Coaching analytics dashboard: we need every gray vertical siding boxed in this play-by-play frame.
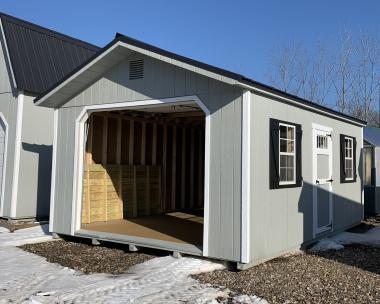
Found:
[52,53,243,261]
[250,91,363,264]
[0,31,18,217]
[16,94,53,218]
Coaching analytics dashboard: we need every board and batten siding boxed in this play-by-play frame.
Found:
[16,94,53,218]
[250,91,363,264]
[0,30,19,217]
[52,53,243,261]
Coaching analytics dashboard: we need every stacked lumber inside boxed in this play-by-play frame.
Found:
[81,164,161,224]
[82,109,205,224]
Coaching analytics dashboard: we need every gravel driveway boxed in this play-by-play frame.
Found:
[195,245,380,304]
[20,238,156,274]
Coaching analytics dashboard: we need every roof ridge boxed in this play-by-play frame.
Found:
[0,12,100,51]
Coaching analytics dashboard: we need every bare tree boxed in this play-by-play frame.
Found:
[348,34,380,123]
[306,43,333,105]
[267,29,380,125]
[268,42,308,95]
[268,42,331,105]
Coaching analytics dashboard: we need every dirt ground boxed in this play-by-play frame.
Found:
[195,245,380,304]
[20,237,157,274]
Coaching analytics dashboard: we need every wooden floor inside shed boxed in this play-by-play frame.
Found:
[81,211,203,246]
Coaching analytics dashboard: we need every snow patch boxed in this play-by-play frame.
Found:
[0,224,51,247]
[309,239,344,252]
[233,294,269,303]
[0,226,9,234]
[0,223,267,303]
[310,227,380,252]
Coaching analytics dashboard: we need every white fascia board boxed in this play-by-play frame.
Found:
[35,42,122,106]
[35,41,240,107]
[239,83,366,127]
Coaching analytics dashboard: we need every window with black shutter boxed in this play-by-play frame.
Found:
[269,118,302,189]
[340,134,357,183]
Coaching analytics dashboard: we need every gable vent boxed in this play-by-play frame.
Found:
[129,59,144,80]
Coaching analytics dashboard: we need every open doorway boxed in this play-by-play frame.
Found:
[79,102,205,250]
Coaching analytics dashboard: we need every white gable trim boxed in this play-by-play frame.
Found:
[34,40,239,107]
[0,18,17,90]
[35,39,365,127]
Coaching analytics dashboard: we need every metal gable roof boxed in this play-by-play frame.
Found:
[0,12,100,95]
[364,127,380,147]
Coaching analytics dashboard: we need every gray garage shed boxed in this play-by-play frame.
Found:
[36,34,366,268]
[0,13,99,220]
[363,127,380,215]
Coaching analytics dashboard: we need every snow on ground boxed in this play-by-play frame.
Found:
[0,224,52,246]
[0,225,267,304]
[310,227,380,252]
[0,226,9,234]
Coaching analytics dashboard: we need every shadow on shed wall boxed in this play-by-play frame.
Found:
[22,142,52,219]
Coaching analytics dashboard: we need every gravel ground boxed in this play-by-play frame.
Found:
[195,245,380,304]
[20,238,157,274]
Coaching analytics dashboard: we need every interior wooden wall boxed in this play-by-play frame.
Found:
[82,109,205,224]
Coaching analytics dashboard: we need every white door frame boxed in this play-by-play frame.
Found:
[70,95,211,256]
[0,112,8,217]
[312,123,333,236]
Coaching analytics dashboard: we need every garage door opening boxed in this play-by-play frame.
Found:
[80,103,205,250]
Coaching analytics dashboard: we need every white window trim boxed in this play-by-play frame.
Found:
[344,136,354,181]
[278,123,296,185]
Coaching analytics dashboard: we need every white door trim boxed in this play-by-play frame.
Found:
[0,112,9,217]
[312,123,333,237]
[70,95,211,256]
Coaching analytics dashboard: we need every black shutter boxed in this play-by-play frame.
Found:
[295,124,303,187]
[353,137,357,182]
[340,134,346,183]
[269,119,279,189]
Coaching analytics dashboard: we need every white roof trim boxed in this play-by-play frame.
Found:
[35,40,240,107]
[0,18,17,91]
[35,39,366,127]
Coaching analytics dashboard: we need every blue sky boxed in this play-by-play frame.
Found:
[2,0,380,84]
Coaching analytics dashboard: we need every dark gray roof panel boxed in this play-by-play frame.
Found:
[364,127,380,147]
[0,12,100,94]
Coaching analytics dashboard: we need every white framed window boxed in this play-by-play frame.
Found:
[279,123,296,185]
[344,137,354,180]
[317,135,328,149]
